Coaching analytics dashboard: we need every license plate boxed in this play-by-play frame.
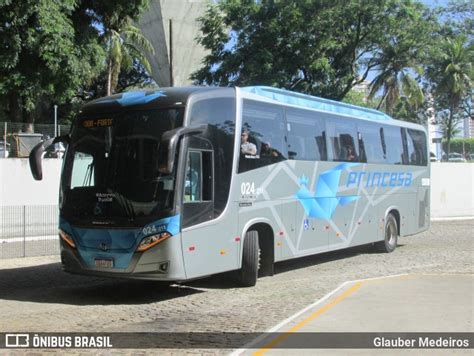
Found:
[94,258,114,268]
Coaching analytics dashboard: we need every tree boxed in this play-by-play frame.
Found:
[434,0,474,39]
[192,0,432,101]
[391,95,431,124]
[367,1,437,116]
[103,19,154,96]
[437,109,463,140]
[63,61,156,124]
[0,0,153,129]
[368,45,425,116]
[342,88,378,109]
[427,36,473,159]
[87,0,153,96]
[0,0,105,130]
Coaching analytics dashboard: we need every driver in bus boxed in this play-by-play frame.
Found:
[241,130,257,156]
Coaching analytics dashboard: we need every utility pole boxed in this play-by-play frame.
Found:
[169,19,174,87]
[54,105,58,137]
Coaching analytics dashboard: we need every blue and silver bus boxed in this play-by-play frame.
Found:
[30,86,429,286]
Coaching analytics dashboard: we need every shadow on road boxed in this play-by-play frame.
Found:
[187,243,407,289]
[275,243,406,274]
[0,263,203,306]
[0,243,407,303]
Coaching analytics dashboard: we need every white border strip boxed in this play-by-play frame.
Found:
[0,235,57,244]
[229,273,408,356]
[431,217,474,221]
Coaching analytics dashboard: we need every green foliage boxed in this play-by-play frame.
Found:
[63,61,156,123]
[426,35,473,156]
[192,0,433,101]
[87,0,149,30]
[442,138,474,154]
[0,0,152,127]
[342,89,378,109]
[430,37,473,111]
[104,20,154,95]
[368,1,434,115]
[0,0,105,126]
[391,96,429,124]
[435,0,474,40]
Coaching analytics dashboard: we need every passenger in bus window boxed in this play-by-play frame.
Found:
[261,141,279,157]
[241,130,257,156]
[346,145,357,161]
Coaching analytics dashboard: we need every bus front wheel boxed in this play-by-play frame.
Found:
[374,213,398,253]
[238,230,259,287]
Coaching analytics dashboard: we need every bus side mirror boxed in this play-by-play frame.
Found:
[158,124,207,174]
[29,135,70,180]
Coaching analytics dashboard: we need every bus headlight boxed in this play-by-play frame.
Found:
[136,232,171,252]
[59,229,76,249]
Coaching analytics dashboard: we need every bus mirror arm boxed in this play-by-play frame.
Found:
[158,124,207,174]
[29,135,70,181]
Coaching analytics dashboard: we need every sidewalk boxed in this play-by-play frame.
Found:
[239,274,473,355]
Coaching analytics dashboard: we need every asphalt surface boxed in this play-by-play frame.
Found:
[0,220,472,355]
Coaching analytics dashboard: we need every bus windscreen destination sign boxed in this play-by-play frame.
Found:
[82,118,113,128]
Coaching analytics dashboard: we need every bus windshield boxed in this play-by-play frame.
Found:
[61,108,184,227]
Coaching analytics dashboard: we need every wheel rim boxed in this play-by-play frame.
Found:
[386,220,397,247]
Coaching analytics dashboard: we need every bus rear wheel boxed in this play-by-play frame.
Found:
[238,230,259,287]
[374,213,398,253]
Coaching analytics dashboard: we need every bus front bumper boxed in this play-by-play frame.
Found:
[59,235,187,281]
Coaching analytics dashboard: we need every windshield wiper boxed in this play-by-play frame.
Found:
[83,162,94,186]
[114,193,136,222]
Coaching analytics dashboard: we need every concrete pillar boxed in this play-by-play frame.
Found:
[138,0,209,87]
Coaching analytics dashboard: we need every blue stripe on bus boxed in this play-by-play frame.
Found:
[93,90,167,106]
[59,214,180,269]
[242,86,392,122]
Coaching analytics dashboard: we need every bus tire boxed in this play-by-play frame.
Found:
[239,230,259,287]
[374,213,398,253]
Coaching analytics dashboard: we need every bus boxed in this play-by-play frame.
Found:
[29,86,430,286]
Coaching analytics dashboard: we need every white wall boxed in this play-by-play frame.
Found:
[0,159,62,205]
[430,163,474,218]
[0,160,472,218]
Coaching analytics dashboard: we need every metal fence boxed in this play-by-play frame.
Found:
[0,205,59,259]
[1,122,70,158]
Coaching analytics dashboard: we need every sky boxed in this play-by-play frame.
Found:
[420,0,450,7]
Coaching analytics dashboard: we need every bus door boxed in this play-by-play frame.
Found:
[180,138,238,279]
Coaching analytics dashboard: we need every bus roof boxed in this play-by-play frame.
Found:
[241,86,393,122]
[81,87,230,115]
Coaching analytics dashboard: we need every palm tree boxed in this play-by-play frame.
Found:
[368,43,424,116]
[105,18,154,96]
[431,36,473,159]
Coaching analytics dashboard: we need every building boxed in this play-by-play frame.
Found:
[352,80,371,103]
[138,0,209,87]
[464,116,474,138]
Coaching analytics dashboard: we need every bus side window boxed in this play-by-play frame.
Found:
[358,123,386,164]
[286,108,327,161]
[407,129,428,166]
[184,151,213,202]
[384,125,404,165]
[239,100,287,173]
[327,117,359,162]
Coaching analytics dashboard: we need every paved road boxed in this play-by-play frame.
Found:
[0,220,472,354]
[240,274,473,355]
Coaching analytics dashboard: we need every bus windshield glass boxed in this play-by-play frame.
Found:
[61,108,184,226]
